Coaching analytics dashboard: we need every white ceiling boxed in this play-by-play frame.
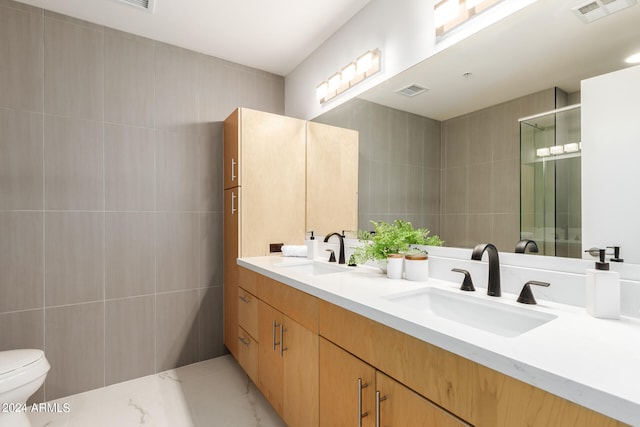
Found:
[12,0,371,76]
[361,0,640,120]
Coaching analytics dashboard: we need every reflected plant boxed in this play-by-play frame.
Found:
[352,220,443,264]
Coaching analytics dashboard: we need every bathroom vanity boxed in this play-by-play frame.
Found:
[231,253,639,427]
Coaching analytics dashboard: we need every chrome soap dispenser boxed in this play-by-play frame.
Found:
[585,248,620,319]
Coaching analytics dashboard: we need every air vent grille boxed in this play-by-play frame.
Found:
[395,84,428,97]
[117,0,155,12]
[572,0,636,23]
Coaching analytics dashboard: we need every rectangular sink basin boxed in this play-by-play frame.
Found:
[385,287,557,337]
[274,261,349,276]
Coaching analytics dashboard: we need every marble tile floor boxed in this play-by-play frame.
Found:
[28,355,286,427]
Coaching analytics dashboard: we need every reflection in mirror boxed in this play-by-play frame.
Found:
[313,88,576,253]
[520,105,582,258]
[312,0,638,258]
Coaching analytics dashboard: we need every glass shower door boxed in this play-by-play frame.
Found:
[520,105,581,258]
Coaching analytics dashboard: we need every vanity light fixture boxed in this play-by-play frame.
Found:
[435,0,502,36]
[328,73,342,92]
[316,49,381,104]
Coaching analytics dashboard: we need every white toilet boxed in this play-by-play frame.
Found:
[0,349,50,427]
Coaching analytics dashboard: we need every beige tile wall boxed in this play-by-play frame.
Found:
[0,0,284,401]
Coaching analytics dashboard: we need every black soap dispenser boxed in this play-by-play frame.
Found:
[584,248,620,319]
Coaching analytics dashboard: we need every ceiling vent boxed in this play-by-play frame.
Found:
[117,0,156,13]
[395,84,429,98]
[572,0,637,23]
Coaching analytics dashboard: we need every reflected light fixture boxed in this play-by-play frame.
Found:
[564,142,580,153]
[536,148,551,157]
[536,143,582,158]
[316,49,380,104]
[549,145,565,155]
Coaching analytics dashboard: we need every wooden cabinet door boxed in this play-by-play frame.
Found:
[258,301,284,418]
[376,371,469,427]
[283,315,319,427]
[223,188,240,358]
[306,121,358,236]
[240,108,306,256]
[320,338,375,427]
[223,108,239,190]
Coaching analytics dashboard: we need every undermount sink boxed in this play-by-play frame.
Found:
[384,287,557,337]
[275,261,349,276]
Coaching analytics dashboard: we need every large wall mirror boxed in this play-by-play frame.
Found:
[312,0,640,259]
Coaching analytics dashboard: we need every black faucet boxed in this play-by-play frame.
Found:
[471,243,501,297]
[515,239,538,254]
[324,232,345,264]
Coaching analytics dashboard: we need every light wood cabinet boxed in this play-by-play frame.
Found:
[306,121,359,236]
[223,188,240,358]
[259,299,319,427]
[320,337,376,427]
[376,371,469,427]
[223,108,306,359]
[223,108,306,257]
[258,301,285,416]
[319,300,628,427]
[319,337,467,427]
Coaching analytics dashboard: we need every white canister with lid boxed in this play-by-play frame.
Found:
[404,253,428,281]
[386,254,403,279]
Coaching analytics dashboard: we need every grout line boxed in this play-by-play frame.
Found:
[102,25,107,390]
[153,39,158,375]
[41,6,47,402]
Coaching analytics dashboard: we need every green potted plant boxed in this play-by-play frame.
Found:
[352,220,443,273]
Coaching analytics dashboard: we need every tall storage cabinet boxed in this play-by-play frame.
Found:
[223,108,358,427]
[223,108,306,358]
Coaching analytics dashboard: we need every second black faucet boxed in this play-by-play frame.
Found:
[471,243,501,297]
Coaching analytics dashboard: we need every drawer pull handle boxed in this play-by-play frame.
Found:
[375,391,387,427]
[358,378,369,426]
[238,295,250,304]
[279,323,287,357]
[231,191,237,214]
[238,336,250,347]
[231,158,237,182]
[272,321,278,351]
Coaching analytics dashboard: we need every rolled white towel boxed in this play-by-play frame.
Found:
[281,245,308,257]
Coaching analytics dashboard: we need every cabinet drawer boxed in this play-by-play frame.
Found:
[237,326,258,384]
[239,267,259,295]
[258,274,318,333]
[238,287,259,339]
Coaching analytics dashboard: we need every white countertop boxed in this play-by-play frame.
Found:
[238,255,640,426]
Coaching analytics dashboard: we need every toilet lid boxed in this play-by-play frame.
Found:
[0,349,44,375]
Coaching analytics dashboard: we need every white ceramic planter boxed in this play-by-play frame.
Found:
[386,254,403,279]
[404,254,428,281]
